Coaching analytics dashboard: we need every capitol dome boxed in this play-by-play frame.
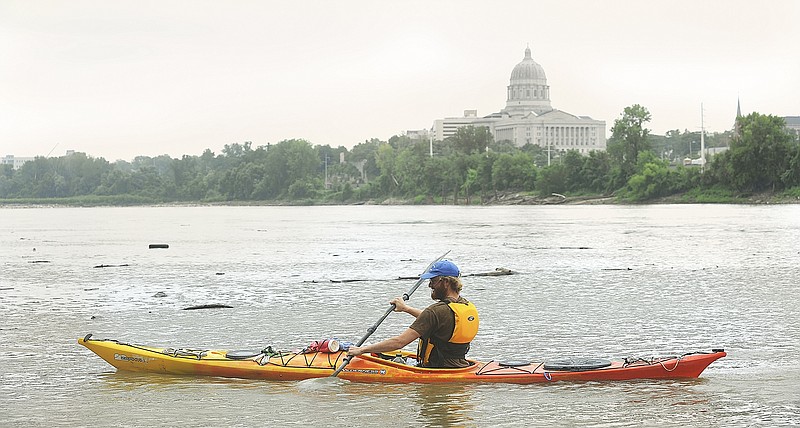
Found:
[510,47,547,82]
[505,46,552,116]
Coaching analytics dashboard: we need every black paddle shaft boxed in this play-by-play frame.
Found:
[330,250,450,377]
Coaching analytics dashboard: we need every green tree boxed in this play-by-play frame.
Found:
[535,164,568,196]
[462,168,478,204]
[341,182,354,202]
[349,139,382,181]
[561,150,586,192]
[393,143,428,196]
[582,151,612,193]
[491,152,536,191]
[714,113,794,192]
[783,145,800,188]
[607,104,652,189]
[624,154,673,201]
[446,126,493,155]
[421,156,451,202]
[260,139,320,199]
[56,152,111,195]
[0,164,14,197]
[128,166,165,198]
[474,154,496,200]
[489,139,518,154]
[96,169,131,195]
[374,143,399,196]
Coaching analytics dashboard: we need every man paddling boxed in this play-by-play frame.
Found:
[347,260,479,368]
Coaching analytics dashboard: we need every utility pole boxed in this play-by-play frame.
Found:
[542,123,552,166]
[700,103,706,173]
[324,154,329,189]
[429,127,434,158]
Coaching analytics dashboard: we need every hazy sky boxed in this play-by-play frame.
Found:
[2,1,798,161]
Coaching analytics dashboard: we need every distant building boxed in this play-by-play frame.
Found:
[2,150,77,170]
[432,46,606,154]
[2,155,35,170]
[706,147,729,156]
[405,129,432,141]
[684,146,728,167]
[784,116,800,138]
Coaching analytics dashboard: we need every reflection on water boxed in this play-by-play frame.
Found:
[98,371,274,392]
[414,383,475,427]
[327,381,475,427]
[1,205,799,426]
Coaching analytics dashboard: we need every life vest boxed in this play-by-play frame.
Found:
[417,300,479,367]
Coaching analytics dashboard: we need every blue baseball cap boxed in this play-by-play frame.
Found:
[420,260,460,279]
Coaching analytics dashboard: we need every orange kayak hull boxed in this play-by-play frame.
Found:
[78,335,725,383]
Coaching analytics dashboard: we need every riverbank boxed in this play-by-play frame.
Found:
[377,190,800,206]
[478,187,800,205]
[2,189,799,208]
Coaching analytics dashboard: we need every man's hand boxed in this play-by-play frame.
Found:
[347,345,365,357]
[390,297,410,313]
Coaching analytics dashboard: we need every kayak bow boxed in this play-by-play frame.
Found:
[78,335,725,383]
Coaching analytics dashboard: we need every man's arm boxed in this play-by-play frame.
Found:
[391,297,423,318]
[346,328,421,356]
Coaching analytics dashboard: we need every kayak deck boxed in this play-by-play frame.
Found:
[78,334,726,383]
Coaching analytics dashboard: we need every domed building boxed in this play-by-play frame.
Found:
[432,46,606,155]
[505,46,552,116]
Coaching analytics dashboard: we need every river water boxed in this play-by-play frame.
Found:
[1,204,798,427]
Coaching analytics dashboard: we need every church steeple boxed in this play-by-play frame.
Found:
[734,97,743,139]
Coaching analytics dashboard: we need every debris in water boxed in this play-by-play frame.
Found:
[183,304,233,310]
[466,267,515,277]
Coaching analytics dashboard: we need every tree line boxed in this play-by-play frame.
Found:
[1,106,798,205]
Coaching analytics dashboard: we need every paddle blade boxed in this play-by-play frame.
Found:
[297,376,348,391]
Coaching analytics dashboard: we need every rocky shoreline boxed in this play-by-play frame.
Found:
[376,191,800,206]
[2,191,799,208]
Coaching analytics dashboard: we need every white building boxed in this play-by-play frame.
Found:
[433,46,606,154]
[2,155,35,170]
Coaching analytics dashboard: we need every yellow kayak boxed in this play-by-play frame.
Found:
[79,334,726,383]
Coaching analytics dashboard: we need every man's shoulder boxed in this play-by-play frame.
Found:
[431,297,470,306]
[426,301,453,311]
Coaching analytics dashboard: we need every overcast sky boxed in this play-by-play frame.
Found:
[2,1,798,162]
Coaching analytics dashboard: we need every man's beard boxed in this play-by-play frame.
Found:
[431,284,448,301]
